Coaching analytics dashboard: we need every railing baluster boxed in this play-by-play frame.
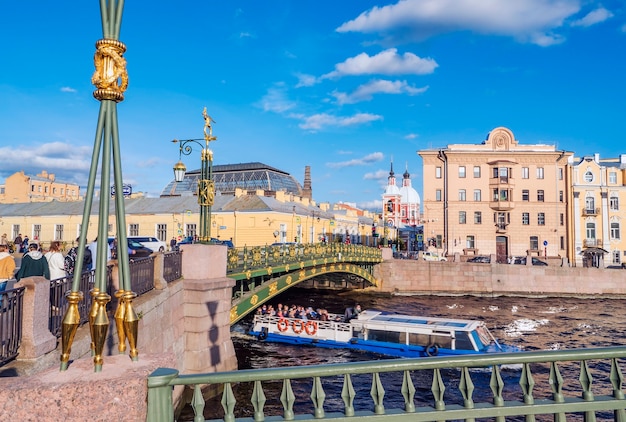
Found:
[490,364,505,422]
[221,382,236,422]
[401,370,416,413]
[610,358,626,422]
[280,378,295,421]
[580,359,596,422]
[459,367,475,422]
[520,362,535,421]
[549,361,566,422]
[310,376,326,419]
[191,384,205,422]
[341,373,356,416]
[370,372,385,414]
[431,367,446,412]
[251,380,266,422]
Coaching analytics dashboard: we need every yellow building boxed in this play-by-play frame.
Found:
[571,154,626,268]
[0,170,80,203]
[419,127,573,264]
[0,188,375,250]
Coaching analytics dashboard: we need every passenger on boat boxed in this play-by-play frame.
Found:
[343,304,361,322]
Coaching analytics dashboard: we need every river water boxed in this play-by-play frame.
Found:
[195,289,626,420]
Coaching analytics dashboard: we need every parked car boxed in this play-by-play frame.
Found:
[467,255,491,263]
[512,256,548,266]
[423,251,447,261]
[126,239,154,258]
[127,236,167,253]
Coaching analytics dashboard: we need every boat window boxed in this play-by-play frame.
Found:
[368,330,401,344]
[408,333,451,349]
[454,331,475,351]
[473,326,493,350]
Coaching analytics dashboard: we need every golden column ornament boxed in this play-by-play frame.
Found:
[60,0,138,372]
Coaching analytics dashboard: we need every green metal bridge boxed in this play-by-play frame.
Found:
[227,243,383,324]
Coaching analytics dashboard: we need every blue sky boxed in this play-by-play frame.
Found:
[1,1,625,209]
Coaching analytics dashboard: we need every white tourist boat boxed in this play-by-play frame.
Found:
[249,309,519,358]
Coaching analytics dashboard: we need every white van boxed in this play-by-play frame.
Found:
[127,236,167,253]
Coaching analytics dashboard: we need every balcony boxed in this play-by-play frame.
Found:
[584,238,603,248]
[495,223,508,233]
[582,207,600,216]
[489,200,515,211]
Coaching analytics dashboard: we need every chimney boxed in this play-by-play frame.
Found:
[302,166,312,200]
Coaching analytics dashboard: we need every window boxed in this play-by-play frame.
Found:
[459,211,466,224]
[474,211,482,224]
[473,166,481,178]
[530,236,539,251]
[31,185,35,192]
[584,171,594,183]
[458,189,466,201]
[44,186,48,193]
[586,222,596,239]
[538,213,545,226]
[496,212,507,229]
[610,172,617,184]
[559,191,563,202]
[522,167,529,179]
[157,224,167,241]
[536,167,544,179]
[436,189,442,201]
[522,190,529,201]
[585,196,595,212]
[537,190,544,202]
[611,222,620,240]
[610,195,619,211]
[52,187,57,194]
[499,189,509,201]
[38,186,42,192]
[12,225,20,240]
[522,212,530,225]
[560,213,564,226]
[559,168,564,180]
[435,167,442,179]
[613,250,621,265]
[473,189,481,201]
[186,223,197,238]
[492,189,499,201]
[55,224,64,241]
[61,188,64,195]
[560,236,565,250]
[33,224,41,240]
[466,235,475,249]
[459,166,466,178]
[129,224,139,236]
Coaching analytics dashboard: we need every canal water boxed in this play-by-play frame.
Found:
[192,289,626,420]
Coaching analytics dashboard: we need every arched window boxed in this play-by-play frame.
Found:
[585,196,595,212]
[584,171,594,183]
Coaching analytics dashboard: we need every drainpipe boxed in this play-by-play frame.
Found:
[437,149,449,256]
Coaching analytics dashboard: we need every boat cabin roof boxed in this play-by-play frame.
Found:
[356,310,484,332]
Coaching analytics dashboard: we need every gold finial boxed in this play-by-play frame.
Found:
[202,107,217,142]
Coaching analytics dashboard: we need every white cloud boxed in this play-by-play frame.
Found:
[404,133,418,139]
[327,152,384,169]
[299,112,383,131]
[337,0,581,46]
[356,199,382,211]
[60,87,77,93]
[571,7,613,27]
[323,48,437,79]
[332,79,428,104]
[257,85,296,113]
[295,73,318,87]
[363,169,389,180]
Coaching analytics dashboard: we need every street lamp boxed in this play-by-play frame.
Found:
[172,107,217,243]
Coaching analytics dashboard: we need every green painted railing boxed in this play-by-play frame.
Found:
[147,347,626,421]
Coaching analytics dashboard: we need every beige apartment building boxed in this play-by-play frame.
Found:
[419,127,573,264]
[571,154,626,268]
[0,170,80,203]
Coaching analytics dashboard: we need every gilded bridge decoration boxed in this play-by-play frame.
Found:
[228,243,383,324]
[92,39,128,102]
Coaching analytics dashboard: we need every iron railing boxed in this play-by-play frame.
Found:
[163,250,183,283]
[129,256,155,296]
[148,347,626,422]
[0,286,25,366]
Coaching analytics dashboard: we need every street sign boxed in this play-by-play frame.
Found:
[110,184,132,197]
[543,240,548,246]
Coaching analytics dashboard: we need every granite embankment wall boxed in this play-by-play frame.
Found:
[374,260,626,297]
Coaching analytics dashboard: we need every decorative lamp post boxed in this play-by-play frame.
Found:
[172,108,217,243]
[60,0,137,372]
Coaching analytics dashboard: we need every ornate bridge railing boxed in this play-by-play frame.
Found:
[148,346,626,421]
[227,244,383,324]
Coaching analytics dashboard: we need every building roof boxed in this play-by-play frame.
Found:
[160,162,303,197]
